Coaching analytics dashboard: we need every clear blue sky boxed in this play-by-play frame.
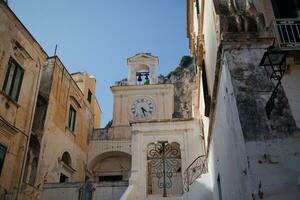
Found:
[9,0,189,127]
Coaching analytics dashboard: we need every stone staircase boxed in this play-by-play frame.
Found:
[182,173,212,200]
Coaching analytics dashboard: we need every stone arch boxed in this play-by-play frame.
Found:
[135,64,150,72]
[89,151,131,182]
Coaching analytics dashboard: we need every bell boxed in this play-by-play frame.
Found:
[137,74,142,82]
[145,74,149,80]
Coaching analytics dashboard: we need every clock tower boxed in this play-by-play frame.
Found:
[107,53,204,199]
[110,53,174,139]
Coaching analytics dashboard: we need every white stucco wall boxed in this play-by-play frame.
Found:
[122,119,205,199]
[246,138,300,200]
[203,0,218,95]
[282,65,300,128]
[207,56,250,200]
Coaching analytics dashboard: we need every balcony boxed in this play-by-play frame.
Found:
[275,19,300,48]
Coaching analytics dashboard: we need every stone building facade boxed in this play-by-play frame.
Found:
[22,57,101,200]
[0,2,102,200]
[185,0,300,199]
[0,1,48,199]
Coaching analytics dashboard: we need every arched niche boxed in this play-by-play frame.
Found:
[61,151,72,166]
[23,135,40,186]
[89,151,131,182]
[59,151,75,183]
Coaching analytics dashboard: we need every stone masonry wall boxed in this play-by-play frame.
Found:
[224,46,297,140]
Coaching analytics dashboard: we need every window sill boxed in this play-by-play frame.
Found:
[65,126,76,137]
[0,90,20,108]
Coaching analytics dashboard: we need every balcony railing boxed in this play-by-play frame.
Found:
[183,155,207,192]
[275,19,300,48]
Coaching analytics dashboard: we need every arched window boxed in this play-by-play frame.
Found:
[61,151,72,166]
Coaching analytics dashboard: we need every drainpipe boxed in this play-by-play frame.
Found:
[16,58,43,200]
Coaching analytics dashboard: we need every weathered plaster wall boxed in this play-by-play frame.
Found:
[0,2,47,194]
[72,72,101,128]
[225,46,296,140]
[35,58,95,188]
[42,181,128,200]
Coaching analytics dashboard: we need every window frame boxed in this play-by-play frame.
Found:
[87,89,92,103]
[2,57,24,102]
[0,144,7,175]
[68,105,77,132]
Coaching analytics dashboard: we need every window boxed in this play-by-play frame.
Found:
[59,173,69,183]
[99,175,123,182]
[2,57,24,101]
[271,0,298,19]
[61,151,71,166]
[87,89,92,103]
[202,61,211,117]
[68,105,76,132]
[0,144,7,175]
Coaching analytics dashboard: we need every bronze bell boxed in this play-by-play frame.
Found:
[137,74,142,82]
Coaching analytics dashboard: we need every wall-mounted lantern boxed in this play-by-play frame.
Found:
[260,49,289,119]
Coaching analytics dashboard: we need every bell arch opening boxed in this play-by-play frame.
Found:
[136,64,150,85]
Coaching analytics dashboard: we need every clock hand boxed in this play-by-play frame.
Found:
[141,107,148,117]
[141,107,148,112]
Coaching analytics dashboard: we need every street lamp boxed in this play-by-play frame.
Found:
[260,49,288,119]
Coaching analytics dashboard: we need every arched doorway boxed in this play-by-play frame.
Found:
[147,141,182,197]
[89,151,131,182]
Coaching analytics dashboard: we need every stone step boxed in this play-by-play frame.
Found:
[145,196,183,200]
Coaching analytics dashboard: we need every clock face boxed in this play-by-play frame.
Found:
[130,97,155,120]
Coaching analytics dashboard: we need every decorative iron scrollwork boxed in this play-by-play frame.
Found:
[147,142,181,197]
[183,155,207,192]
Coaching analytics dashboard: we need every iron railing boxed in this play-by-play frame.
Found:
[183,155,207,192]
[275,19,300,48]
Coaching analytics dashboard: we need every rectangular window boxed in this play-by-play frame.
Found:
[68,105,76,132]
[202,61,211,117]
[2,57,24,102]
[271,0,298,19]
[0,144,7,175]
[87,89,92,103]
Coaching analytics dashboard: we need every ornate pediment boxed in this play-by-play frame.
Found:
[213,0,265,33]
[127,53,159,65]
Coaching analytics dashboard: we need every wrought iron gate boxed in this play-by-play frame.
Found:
[147,141,181,197]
